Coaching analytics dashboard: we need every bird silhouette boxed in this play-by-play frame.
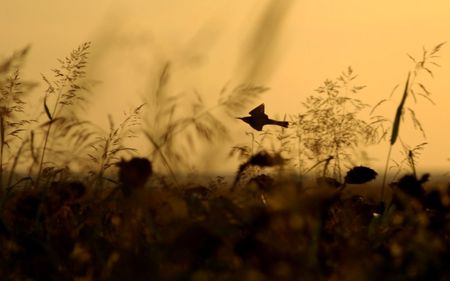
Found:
[237,104,288,131]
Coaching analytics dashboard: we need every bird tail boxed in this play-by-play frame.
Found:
[268,119,289,128]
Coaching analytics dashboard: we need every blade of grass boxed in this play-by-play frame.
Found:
[44,95,53,121]
[381,72,411,202]
[144,131,179,187]
[390,72,411,146]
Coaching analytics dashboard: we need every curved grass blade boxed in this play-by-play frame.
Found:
[44,95,53,121]
[390,72,411,145]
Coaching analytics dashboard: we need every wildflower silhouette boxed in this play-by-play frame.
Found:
[395,173,429,200]
[237,103,288,131]
[232,151,285,189]
[117,157,152,197]
[344,166,378,184]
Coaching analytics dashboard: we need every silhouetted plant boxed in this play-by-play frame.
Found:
[1,39,450,281]
[344,166,377,185]
[391,173,430,211]
[88,104,144,188]
[379,42,445,201]
[0,46,36,190]
[248,174,275,193]
[117,157,152,197]
[389,142,427,182]
[232,150,285,189]
[36,42,93,187]
[144,62,268,175]
[294,67,383,181]
[316,176,342,188]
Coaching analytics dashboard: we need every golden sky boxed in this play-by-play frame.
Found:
[1,0,450,174]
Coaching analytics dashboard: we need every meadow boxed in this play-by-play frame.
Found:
[0,42,449,281]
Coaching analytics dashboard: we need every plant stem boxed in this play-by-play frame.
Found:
[95,137,110,190]
[6,139,25,189]
[381,145,393,202]
[36,122,52,188]
[0,117,4,191]
[144,132,179,187]
[36,88,63,188]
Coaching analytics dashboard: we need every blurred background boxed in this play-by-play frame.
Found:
[1,0,450,175]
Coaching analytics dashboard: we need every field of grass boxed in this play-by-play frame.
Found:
[0,42,449,281]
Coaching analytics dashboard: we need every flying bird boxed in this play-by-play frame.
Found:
[237,103,289,131]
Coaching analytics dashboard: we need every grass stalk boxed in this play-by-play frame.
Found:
[144,131,179,187]
[6,139,26,190]
[36,87,63,188]
[380,72,411,202]
[380,144,393,202]
[0,117,4,190]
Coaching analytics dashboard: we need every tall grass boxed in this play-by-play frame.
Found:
[36,42,92,187]
[381,72,411,201]
[143,62,269,178]
[277,67,385,180]
[88,104,144,189]
[0,40,449,281]
[0,46,36,191]
[379,42,446,202]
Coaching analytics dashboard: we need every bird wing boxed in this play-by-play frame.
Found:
[249,103,265,116]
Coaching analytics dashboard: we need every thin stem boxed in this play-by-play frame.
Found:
[36,124,52,188]
[95,137,110,190]
[408,150,417,178]
[36,87,63,188]
[6,138,26,189]
[381,145,393,202]
[161,103,222,147]
[0,117,4,190]
[144,131,179,187]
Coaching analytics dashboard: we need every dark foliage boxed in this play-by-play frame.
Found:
[0,41,448,281]
[316,176,342,188]
[344,166,378,184]
[0,166,450,280]
[117,157,152,197]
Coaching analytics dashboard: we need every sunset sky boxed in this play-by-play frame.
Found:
[1,0,450,174]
